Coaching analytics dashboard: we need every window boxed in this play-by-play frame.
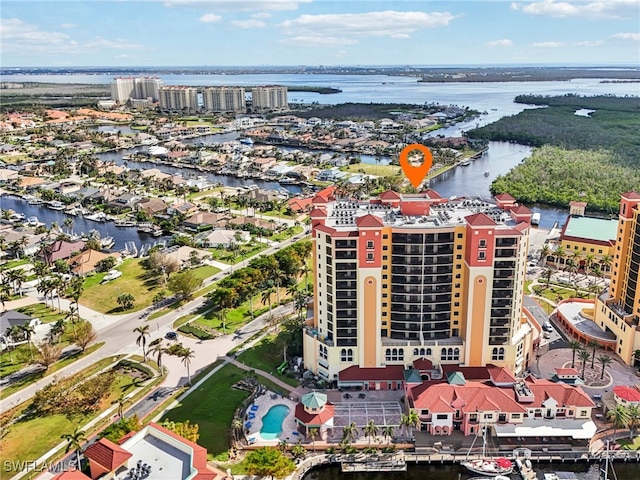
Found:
[366,252,374,262]
[319,345,328,360]
[478,251,486,260]
[436,414,448,420]
[440,347,460,361]
[491,347,505,361]
[366,240,374,249]
[385,348,404,362]
[340,348,353,362]
[479,239,487,248]
[457,233,463,239]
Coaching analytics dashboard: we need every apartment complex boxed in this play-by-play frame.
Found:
[110,77,163,103]
[251,85,288,112]
[303,190,536,383]
[594,191,640,364]
[202,86,246,113]
[158,86,198,113]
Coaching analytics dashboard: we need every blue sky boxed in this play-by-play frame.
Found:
[1,0,639,67]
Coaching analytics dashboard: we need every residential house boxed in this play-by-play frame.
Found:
[18,176,49,190]
[136,197,168,217]
[195,229,250,248]
[0,168,19,183]
[182,211,230,232]
[0,230,47,258]
[43,240,86,265]
[163,246,209,267]
[0,310,40,345]
[287,197,313,213]
[167,202,198,217]
[107,193,140,213]
[227,216,278,231]
[68,249,121,276]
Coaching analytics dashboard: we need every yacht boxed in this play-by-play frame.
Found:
[459,159,471,167]
[115,219,137,227]
[26,216,39,227]
[24,195,44,205]
[85,212,108,222]
[48,201,65,210]
[100,236,115,249]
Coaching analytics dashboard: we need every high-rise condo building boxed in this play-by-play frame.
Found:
[202,87,246,113]
[251,86,288,112]
[158,86,198,113]
[110,77,163,103]
[303,190,536,384]
[594,192,640,364]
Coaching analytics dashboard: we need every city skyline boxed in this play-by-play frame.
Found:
[1,0,639,67]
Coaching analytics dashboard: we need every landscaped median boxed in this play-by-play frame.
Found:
[1,356,163,478]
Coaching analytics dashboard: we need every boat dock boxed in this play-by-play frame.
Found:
[340,453,407,472]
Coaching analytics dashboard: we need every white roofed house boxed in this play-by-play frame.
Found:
[195,229,250,248]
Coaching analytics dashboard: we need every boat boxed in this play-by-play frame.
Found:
[484,171,490,177]
[100,236,115,249]
[85,212,108,222]
[239,137,254,145]
[26,216,39,227]
[151,228,163,237]
[47,201,65,210]
[531,212,541,225]
[461,426,513,476]
[459,159,471,167]
[24,195,43,205]
[469,476,510,480]
[543,473,578,480]
[114,219,136,227]
[9,212,25,222]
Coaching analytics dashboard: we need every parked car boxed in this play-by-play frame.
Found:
[165,331,178,340]
[542,323,553,332]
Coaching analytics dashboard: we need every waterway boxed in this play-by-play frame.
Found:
[0,195,169,251]
[302,460,638,480]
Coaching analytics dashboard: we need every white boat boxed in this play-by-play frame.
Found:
[115,219,136,227]
[460,159,471,166]
[48,201,65,210]
[85,212,108,222]
[461,426,513,476]
[9,212,25,222]
[100,236,115,249]
[531,212,541,225]
[469,476,511,480]
[26,216,39,227]
[24,195,44,205]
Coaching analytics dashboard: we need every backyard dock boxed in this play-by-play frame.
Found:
[340,453,407,472]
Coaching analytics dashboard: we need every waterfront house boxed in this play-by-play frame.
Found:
[0,168,18,183]
[136,197,168,217]
[107,193,140,213]
[227,216,278,231]
[68,249,121,276]
[167,202,198,216]
[182,211,230,232]
[18,176,48,190]
[42,240,86,265]
[195,229,250,248]
[0,229,47,258]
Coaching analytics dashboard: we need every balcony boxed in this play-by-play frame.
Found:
[493,281,514,289]
[336,251,357,260]
[495,248,517,258]
[336,291,357,299]
[336,281,357,289]
[336,272,357,280]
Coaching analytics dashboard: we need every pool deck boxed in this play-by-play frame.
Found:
[244,391,299,446]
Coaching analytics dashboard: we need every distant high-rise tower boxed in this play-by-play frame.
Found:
[202,87,246,113]
[251,86,288,112]
[158,86,198,113]
[594,191,640,364]
[110,77,163,103]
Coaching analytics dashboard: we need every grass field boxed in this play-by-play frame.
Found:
[342,163,401,177]
[207,242,268,264]
[236,335,299,387]
[1,356,135,476]
[161,364,251,455]
[16,303,66,324]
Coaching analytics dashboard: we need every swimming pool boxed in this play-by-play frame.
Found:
[259,404,290,440]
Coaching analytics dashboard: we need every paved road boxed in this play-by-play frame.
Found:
[1,233,309,414]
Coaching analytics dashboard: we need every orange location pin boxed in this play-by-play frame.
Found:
[399,144,433,188]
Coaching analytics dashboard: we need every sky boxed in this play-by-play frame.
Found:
[1,0,639,67]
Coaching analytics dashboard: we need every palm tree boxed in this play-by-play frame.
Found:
[20,324,35,359]
[68,277,84,323]
[117,292,135,310]
[149,339,166,374]
[61,427,86,471]
[600,254,613,274]
[231,417,243,444]
[584,253,595,277]
[578,349,591,379]
[63,217,74,235]
[308,427,319,452]
[597,354,613,380]
[404,409,420,437]
[342,422,359,444]
[568,340,582,369]
[542,268,553,287]
[216,308,229,335]
[588,340,600,369]
[112,394,131,420]
[382,425,394,447]
[179,347,195,384]
[539,244,550,266]
[364,419,379,446]
[261,287,275,315]
[553,245,566,270]
[628,405,640,439]
[607,404,630,438]
[133,325,150,361]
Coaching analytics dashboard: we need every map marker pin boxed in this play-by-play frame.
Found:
[399,144,433,188]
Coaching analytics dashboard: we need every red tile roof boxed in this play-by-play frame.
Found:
[295,402,336,426]
[569,201,588,207]
[83,438,132,471]
[466,213,496,226]
[413,357,434,371]
[621,191,640,199]
[51,472,92,480]
[339,365,405,382]
[510,205,532,215]
[379,190,402,200]
[525,377,594,408]
[287,197,313,212]
[355,214,384,228]
[495,193,516,201]
[488,366,517,385]
[309,207,327,218]
[412,382,527,413]
[613,385,640,402]
[555,368,579,376]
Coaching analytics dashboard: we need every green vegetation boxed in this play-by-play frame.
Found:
[161,364,251,454]
[469,95,640,165]
[207,242,268,264]
[16,303,66,324]
[291,102,477,122]
[236,334,299,387]
[490,146,640,213]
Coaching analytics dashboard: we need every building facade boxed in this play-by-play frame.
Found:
[251,86,288,112]
[110,77,163,103]
[158,86,198,113]
[202,86,246,113]
[303,191,536,382]
[594,191,640,365]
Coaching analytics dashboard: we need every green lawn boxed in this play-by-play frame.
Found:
[161,364,251,455]
[619,436,640,450]
[80,258,163,313]
[1,357,138,476]
[236,335,299,388]
[16,303,66,324]
[3,258,30,269]
[342,163,401,177]
[270,225,303,243]
[207,242,268,265]
[189,265,220,281]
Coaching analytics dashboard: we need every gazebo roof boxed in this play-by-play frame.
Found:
[301,391,327,409]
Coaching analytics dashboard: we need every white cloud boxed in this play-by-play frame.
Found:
[164,0,310,11]
[612,32,640,41]
[0,18,144,56]
[230,19,266,28]
[279,11,456,43]
[60,23,77,29]
[251,12,271,19]
[279,36,358,47]
[199,13,222,22]
[511,0,639,20]
[573,40,604,47]
[531,41,565,47]
[485,39,513,47]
